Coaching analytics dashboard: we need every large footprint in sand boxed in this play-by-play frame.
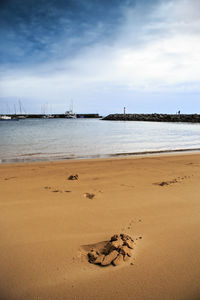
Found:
[86,234,134,267]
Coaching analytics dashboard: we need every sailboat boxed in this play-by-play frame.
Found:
[65,110,77,119]
[65,100,77,119]
[0,101,19,121]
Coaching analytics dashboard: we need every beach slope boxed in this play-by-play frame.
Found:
[0,154,200,300]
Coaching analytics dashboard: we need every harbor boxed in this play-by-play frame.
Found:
[0,113,101,120]
[2,113,200,122]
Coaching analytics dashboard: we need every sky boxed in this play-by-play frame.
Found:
[0,0,200,115]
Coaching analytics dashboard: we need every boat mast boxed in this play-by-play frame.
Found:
[18,100,22,114]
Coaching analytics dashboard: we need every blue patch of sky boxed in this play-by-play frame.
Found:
[0,0,127,65]
[0,0,161,67]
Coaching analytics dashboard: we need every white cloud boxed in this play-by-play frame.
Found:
[1,0,200,111]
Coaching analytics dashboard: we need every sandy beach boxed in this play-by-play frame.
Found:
[0,153,200,300]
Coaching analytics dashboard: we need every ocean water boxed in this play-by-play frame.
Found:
[0,118,200,163]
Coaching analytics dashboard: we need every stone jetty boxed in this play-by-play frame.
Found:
[102,113,200,123]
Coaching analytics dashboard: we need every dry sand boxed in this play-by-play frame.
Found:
[0,153,200,300]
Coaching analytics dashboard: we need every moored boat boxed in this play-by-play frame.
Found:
[65,110,77,119]
[0,115,19,121]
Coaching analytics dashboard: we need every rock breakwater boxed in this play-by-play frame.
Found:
[103,114,200,123]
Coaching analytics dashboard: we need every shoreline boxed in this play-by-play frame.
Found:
[1,146,200,165]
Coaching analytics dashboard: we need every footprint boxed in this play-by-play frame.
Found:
[84,193,95,199]
[44,186,51,190]
[52,190,62,193]
[68,174,79,180]
[153,177,181,186]
[4,177,16,180]
[154,181,169,186]
[121,184,134,188]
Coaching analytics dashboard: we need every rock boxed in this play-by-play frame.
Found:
[110,234,120,241]
[112,254,124,266]
[94,254,105,264]
[120,245,132,257]
[88,249,99,263]
[120,233,133,242]
[123,254,129,261]
[120,234,134,249]
[87,233,134,267]
[68,174,79,180]
[110,238,124,249]
[101,250,119,266]
[103,242,116,255]
[124,239,134,249]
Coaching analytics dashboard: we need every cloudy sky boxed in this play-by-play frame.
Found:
[0,0,200,115]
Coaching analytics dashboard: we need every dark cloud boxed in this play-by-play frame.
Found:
[0,0,139,66]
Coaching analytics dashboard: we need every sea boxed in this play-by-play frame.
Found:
[1,118,200,163]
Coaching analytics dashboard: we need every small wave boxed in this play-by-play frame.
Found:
[111,147,200,157]
[1,147,200,164]
[19,153,43,157]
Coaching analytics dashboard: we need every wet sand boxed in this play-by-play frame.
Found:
[0,153,200,300]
